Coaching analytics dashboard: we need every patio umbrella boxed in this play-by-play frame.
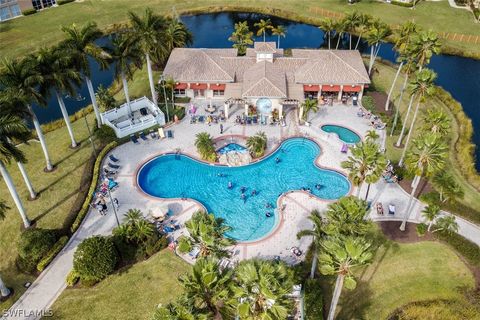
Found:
[152,204,169,219]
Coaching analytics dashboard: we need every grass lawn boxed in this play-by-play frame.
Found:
[0,0,479,59]
[0,113,99,310]
[113,65,161,102]
[371,61,480,214]
[335,241,476,319]
[50,250,190,320]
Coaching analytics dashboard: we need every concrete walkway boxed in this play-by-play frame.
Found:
[3,103,480,320]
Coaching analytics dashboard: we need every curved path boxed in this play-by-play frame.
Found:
[3,104,480,320]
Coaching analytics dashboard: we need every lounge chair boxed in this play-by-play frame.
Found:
[109,154,120,163]
[189,247,200,259]
[198,116,205,123]
[149,130,158,139]
[388,204,395,215]
[108,162,120,169]
[103,167,117,176]
[253,116,258,124]
[341,144,348,153]
[167,130,173,138]
[140,132,148,141]
[130,134,139,144]
[158,128,166,139]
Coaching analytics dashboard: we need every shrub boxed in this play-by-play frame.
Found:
[361,95,376,112]
[391,0,414,7]
[66,270,80,287]
[94,124,117,144]
[57,0,76,4]
[18,229,57,273]
[304,279,323,319]
[389,299,480,320]
[37,236,69,272]
[73,236,118,282]
[434,231,480,266]
[174,96,191,103]
[416,223,427,236]
[22,9,37,16]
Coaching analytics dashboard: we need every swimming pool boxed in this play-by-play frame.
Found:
[137,138,350,242]
[217,143,248,154]
[321,125,361,144]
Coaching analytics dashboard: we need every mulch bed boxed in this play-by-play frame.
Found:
[378,221,433,243]
[398,177,434,198]
[365,91,394,117]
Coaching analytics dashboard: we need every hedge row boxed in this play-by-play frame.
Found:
[22,8,36,16]
[57,0,76,5]
[434,231,480,267]
[434,87,480,191]
[70,141,118,233]
[36,236,69,272]
[36,105,94,137]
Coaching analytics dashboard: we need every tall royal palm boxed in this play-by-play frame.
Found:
[335,20,347,49]
[420,108,451,136]
[342,11,361,50]
[354,13,372,50]
[108,33,143,115]
[162,17,193,59]
[319,18,336,49]
[34,47,82,148]
[272,25,286,48]
[393,56,418,139]
[400,133,448,231]
[61,22,109,128]
[366,21,392,75]
[128,8,167,107]
[411,30,442,71]
[297,209,327,279]
[0,58,53,171]
[0,114,32,228]
[399,69,437,167]
[254,19,272,42]
[319,236,372,320]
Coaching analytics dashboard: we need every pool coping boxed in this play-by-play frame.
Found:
[132,135,353,245]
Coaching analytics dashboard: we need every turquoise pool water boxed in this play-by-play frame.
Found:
[137,138,350,241]
[217,143,248,154]
[321,125,361,144]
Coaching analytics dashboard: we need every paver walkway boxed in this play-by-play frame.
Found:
[3,103,480,320]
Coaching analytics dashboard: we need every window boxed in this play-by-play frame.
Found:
[0,4,20,21]
[32,0,56,10]
[10,3,20,16]
[213,90,224,97]
[0,7,11,21]
[173,88,186,96]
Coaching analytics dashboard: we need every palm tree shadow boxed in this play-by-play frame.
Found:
[52,137,92,167]
[37,158,90,194]
[336,279,374,320]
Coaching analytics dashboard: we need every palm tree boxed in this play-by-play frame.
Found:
[366,22,392,75]
[301,98,318,122]
[254,19,272,42]
[411,30,442,71]
[335,19,347,49]
[354,14,372,50]
[433,215,458,234]
[228,21,254,56]
[34,47,82,148]
[61,22,109,128]
[422,204,440,232]
[318,18,336,49]
[153,302,198,320]
[0,273,11,298]
[232,259,294,320]
[342,11,361,50]
[341,140,387,198]
[399,69,437,167]
[180,258,233,319]
[107,32,143,115]
[0,58,53,171]
[246,131,267,158]
[297,209,327,279]
[324,196,371,237]
[165,76,176,117]
[194,132,216,161]
[432,172,464,203]
[0,199,8,221]
[319,236,372,320]
[0,114,32,228]
[271,25,286,48]
[420,108,451,136]
[400,133,448,231]
[161,17,193,60]
[128,8,167,107]
[95,84,116,111]
[365,129,379,141]
[178,211,235,258]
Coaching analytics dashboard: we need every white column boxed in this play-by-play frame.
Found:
[298,106,304,123]
[338,85,343,101]
[244,103,249,116]
[278,104,283,119]
[359,85,365,100]
[224,103,230,119]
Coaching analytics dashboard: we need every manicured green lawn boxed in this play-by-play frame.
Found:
[113,65,161,102]
[50,250,190,320]
[0,0,479,59]
[0,113,99,310]
[371,61,480,213]
[335,241,476,319]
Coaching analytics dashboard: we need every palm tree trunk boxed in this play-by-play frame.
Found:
[121,71,132,116]
[0,162,30,228]
[85,76,102,128]
[16,162,36,200]
[390,75,409,137]
[349,34,352,50]
[396,94,415,147]
[400,174,420,231]
[364,184,371,201]
[336,33,342,49]
[0,274,11,298]
[28,105,53,171]
[368,46,375,74]
[310,250,318,279]
[427,221,433,232]
[327,275,344,320]
[355,182,363,198]
[328,33,331,49]
[146,53,158,107]
[277,35,280,48]
[385,62,403,111]
[55,91,77,148]
[399,99,421,167]
[354,32,363,50]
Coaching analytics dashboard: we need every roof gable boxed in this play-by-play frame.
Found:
[242,61,287,98]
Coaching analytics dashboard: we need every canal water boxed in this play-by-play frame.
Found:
[31,12,480,170]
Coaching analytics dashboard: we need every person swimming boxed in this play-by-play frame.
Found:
[241,193,246,203]
[265,203,272,208]
[266,212,272,217]
[315,184,322,190]
[275,157,280,164]
[240,186,246,193]
[251,189,257,196]
[227,182,233,189]
[217,173,225,177]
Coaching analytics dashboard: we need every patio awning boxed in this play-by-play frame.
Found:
[321,85,341,92]
[175,83,188,90]
[190,83,208,90]
[303,84,320,92]
[342,85,362,92]
[209,83,226,90]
